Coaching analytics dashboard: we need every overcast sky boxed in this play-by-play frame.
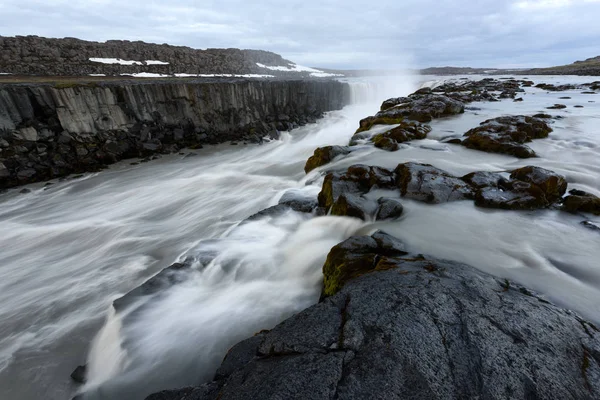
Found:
[1,0,600,69]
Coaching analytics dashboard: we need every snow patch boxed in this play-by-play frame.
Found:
[120,72,171,78]
[174,73,275,78]
[145,60,169,65]
[310,72,345,78]
[89,74,106,77]
[0,73,11,75]
[90,58,143,65]
[256,62,323,73]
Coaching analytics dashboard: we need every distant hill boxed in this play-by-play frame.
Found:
[0,36,339,78]
[522,56,600,76]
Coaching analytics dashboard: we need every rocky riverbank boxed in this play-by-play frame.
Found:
[136,76,600,400]
[0,78,350,188]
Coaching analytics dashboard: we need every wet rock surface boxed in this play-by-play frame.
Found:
[358,94,464,131]
[369,121,431,151]
[395,162,474,203]
[563,189,600,215]
[304,145,353,173]
[148,232,600,400]
[318,162,569,217]
[460,115,552,158]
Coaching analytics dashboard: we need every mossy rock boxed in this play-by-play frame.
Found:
[562,190,600,215]
[304,146,351,173]
[322,232,407,297]
[330,193,368,220]
[356,116,405,133]
[510,166,567,202]
[372,134,399,151]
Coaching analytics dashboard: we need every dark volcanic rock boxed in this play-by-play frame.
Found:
[70,365,87,384]
[0,80,351,188]
[535,83,578,91]
[461,115,552,158]
[395,162,474,203]
[547,104,567,110]
[150,233,600,400]
[563,189,600,215]
[318,165,395,209]
[375,197,404,220]
[472,166,567,210]
[370,121,432,152]
[357,94,464,133]
[510,166,567,203]
[304,145,352,173]
[330,193,371,220]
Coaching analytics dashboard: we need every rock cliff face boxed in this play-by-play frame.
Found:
[0,79,350,188]
[0,36,294,76]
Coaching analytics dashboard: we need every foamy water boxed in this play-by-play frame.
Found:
[0,75,599,399]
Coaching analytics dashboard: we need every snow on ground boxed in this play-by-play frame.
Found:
[310,72,345,77]
[145,60,170,65]
[89,74,106,77]
[256,62,323,73]
[90,58,143,65]
[174,73,275,78]
[121,72,171,78]
[0,73,11,75]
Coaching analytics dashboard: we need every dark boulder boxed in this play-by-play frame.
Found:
[563,189,600,215]
[395,162,474,203]
[358,94,464,133]
[472,166,567,210]
[547,104,567,110]
[330,193,371,220]
[474,184,549,210]
[509,166,567,203]
[462,115,552,158]
[370,121,431,152]
[461,171,504,189]
[277,190,319,213]
[375,197,404,220]
[70,365,87,384]
[304,146,352,173]
[318,165,395,210]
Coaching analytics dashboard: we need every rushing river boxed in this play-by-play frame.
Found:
[0,75,599,400]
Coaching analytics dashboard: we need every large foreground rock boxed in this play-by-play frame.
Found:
[147,232,600,400]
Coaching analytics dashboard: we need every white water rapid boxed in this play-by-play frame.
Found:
[1,75,599,400]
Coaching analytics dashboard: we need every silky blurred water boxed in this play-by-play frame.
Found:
[0,75,599,400]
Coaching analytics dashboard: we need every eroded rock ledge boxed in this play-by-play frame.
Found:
[148,232,600,400]
[0,79,350,188]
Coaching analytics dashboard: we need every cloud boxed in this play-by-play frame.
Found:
[1,0,599,68]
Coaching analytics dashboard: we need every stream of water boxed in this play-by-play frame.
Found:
[0,75,598,400]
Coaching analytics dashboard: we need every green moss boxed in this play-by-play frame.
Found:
[322,252,378,297]
[305,147,329,173]
[372,134,399,151]
[317,173,334,209]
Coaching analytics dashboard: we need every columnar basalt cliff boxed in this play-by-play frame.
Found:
[0,79,351,188]
[0,36,294,76]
